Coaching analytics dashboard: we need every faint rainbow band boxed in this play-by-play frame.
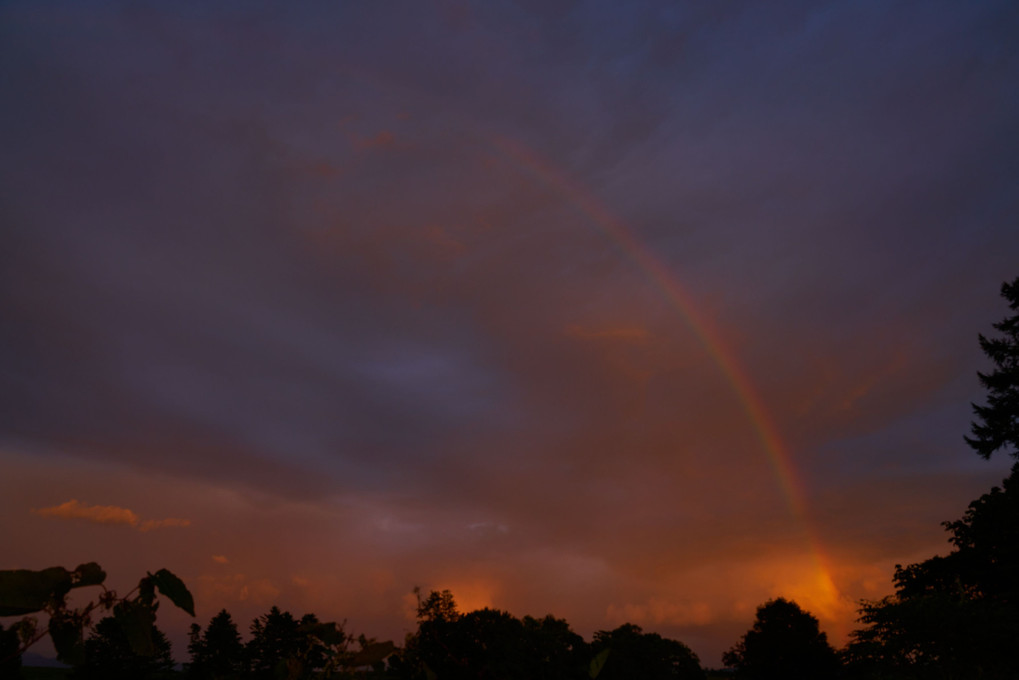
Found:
[491,135,842,617]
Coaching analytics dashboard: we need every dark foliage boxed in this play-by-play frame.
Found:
[246,607,305,680]
[966,276,1019,460]
[0,563,191,668]
[240,607,352,679]
[187,609,245,680]
[846,467,1019,678]
[72,615,174,680]
[723,598,839,680]
[521,614,590,680]
[395,589,702,680]
[592,623,705,680]
[847,276,1019,679]
[1,623,22,679]
[397,593,532,680]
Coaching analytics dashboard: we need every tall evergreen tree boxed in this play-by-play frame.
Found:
[187,609,245,680]
[247,607,304,680]
[966,276,1019,460]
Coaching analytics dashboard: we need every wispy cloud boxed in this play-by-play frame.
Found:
[34,499,189,532]
[354,130,396,150]
[34,499,138,526]
[139,517,191,532]
[565,324,650,342]
[197,572,280,605]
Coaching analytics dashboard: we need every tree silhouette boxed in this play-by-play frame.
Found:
[395,590,703,680]
[395,589,461,679]
[188,609,245,680]
[966,276,1019,460]
[415,588,459,623]
[592,623,704,680]
[521,614,589,680]
[848,466,1019,677]
[73,615,174,680]
[722,598,839,680]
[399,597,523,680]
[847,275,1019,678]
[0,623,21,679]
[244,607,351,680]
[246,607,305,680]
[447,608,529,679]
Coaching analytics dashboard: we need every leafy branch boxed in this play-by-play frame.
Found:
[0,562,194,665]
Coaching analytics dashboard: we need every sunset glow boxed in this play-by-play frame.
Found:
[2,0,1018,668]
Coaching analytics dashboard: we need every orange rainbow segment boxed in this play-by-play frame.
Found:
[490,135,844,626]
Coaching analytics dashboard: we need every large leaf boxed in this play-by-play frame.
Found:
[71,563,106,589]
[114,599,156,657]
[0,567,71,616]
[589,648,611,679]
[148,569,194,616]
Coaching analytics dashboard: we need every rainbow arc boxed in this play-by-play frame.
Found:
[491,135,843,623]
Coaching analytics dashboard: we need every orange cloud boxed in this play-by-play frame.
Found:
[33,499,189,532]
[212,555,229,564]
[33,499,138,526]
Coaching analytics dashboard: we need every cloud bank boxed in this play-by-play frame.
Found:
[34,500,190,532]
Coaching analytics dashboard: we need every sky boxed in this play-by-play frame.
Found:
[2,0,1019,667]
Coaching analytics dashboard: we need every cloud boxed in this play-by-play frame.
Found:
[33,499,189,532]
[306,161,342,178]
[354,130,396,150]
[198,572,281,605]
[139,517,191,532]
[606,599,715,628]
[33,499,138,526]
[565,325,650,342]
[212,555,229,564]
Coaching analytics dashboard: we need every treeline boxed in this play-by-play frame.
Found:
[179,591,706,680]
[187,606,393,680]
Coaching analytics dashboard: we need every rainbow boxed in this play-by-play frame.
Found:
[490,135,843,622]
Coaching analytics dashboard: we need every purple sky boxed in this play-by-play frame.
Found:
[2,0,1018,666]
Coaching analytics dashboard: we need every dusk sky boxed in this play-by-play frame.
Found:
[2,0,1019,666]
